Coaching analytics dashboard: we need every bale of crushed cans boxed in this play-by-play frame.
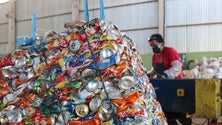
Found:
[0,18,167,125]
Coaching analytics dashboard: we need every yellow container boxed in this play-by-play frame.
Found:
[195,79,222,118]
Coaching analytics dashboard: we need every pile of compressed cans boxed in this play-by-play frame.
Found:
[0,18,167,125]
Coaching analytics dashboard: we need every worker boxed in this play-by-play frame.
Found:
[147,33,183,79]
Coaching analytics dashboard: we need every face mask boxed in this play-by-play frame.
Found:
[152,44,161,54]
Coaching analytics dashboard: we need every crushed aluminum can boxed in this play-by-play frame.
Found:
[6,109,22,123]
[77,86,92,99]
[1,66,17,79]
[119,76,136,89]
[133,115,151,125]
[32,56,40,72]
[98,108,112,122]
[43,30,58,43]
[85,79,102,92]
[78,32,87,42]
[33,85,40,94]
[31,96,43,107]
[105,81,121,99]
[56,37,68,48]
[133,99,146,111]
[5,105,16,111]
[115,53,121,65]
[38,114,56,125]
[99,20,110,33]
[85,26,96,37]
[0,115,8,124]
[61,100,70,107]
[114,43,124,55]
[109,25,121,40]
[75,103,89,118]
[27,71,34,80]
[0,87,10,97]
[81,68,96,78]
[61,101,76,113]
[100,81,120,99]
[100,89,108,99]
[47,114,56,125]
[100,47,115,60]
[1,57,13,67]
[89,96,101,112]
[101,99,113,114]
[47,49,61,60]
[61,100,75,113]
[19,72,34,82]
[3,93,17,104]
[69,39,81,52]
[57,111,71,124]
[14,56,26,69]
[18,72,27,82]
[35,79,51,89]
[102,118,114,125]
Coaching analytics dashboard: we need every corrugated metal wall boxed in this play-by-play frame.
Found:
[0,3,9,55]
[16,0,72,37]
[0,0,222,55]
[166,0,222,53]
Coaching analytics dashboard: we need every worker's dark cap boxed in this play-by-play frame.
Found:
[148,34,164,43]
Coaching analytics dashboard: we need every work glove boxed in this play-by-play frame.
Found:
[157,73,168,79]
[161,73,168,79]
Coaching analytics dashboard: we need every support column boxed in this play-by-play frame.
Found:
[7,0,16,52]
[72,0,80,21]
[158,0,165,38]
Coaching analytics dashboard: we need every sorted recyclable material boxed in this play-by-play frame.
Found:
[183,56,222,79]
[0,18,167,125]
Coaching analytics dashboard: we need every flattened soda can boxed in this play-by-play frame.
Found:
[75,103,89,118]
[89,96,101,112]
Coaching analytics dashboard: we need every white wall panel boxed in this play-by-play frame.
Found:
[0,3,9,55]
[167,0,222,26]
[0,3,8,24]
[16,20,32,37]
[37,15,72,33]
[166,0,222,52]
[166,27,187,53]
[167,24,222,53]
[15,0,73,39]
[16,0,72,21]
[0,2,8,55]
[80,2,158,31]
[0,44,8,55]
[0,24,8,43]
[79,0,156,10]
[186,25,222,52]
[166,0,187,26]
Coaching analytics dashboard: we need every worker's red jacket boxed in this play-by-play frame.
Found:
[152,46,183,79]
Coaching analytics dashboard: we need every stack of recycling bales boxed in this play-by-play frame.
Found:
[0,18,167,125]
